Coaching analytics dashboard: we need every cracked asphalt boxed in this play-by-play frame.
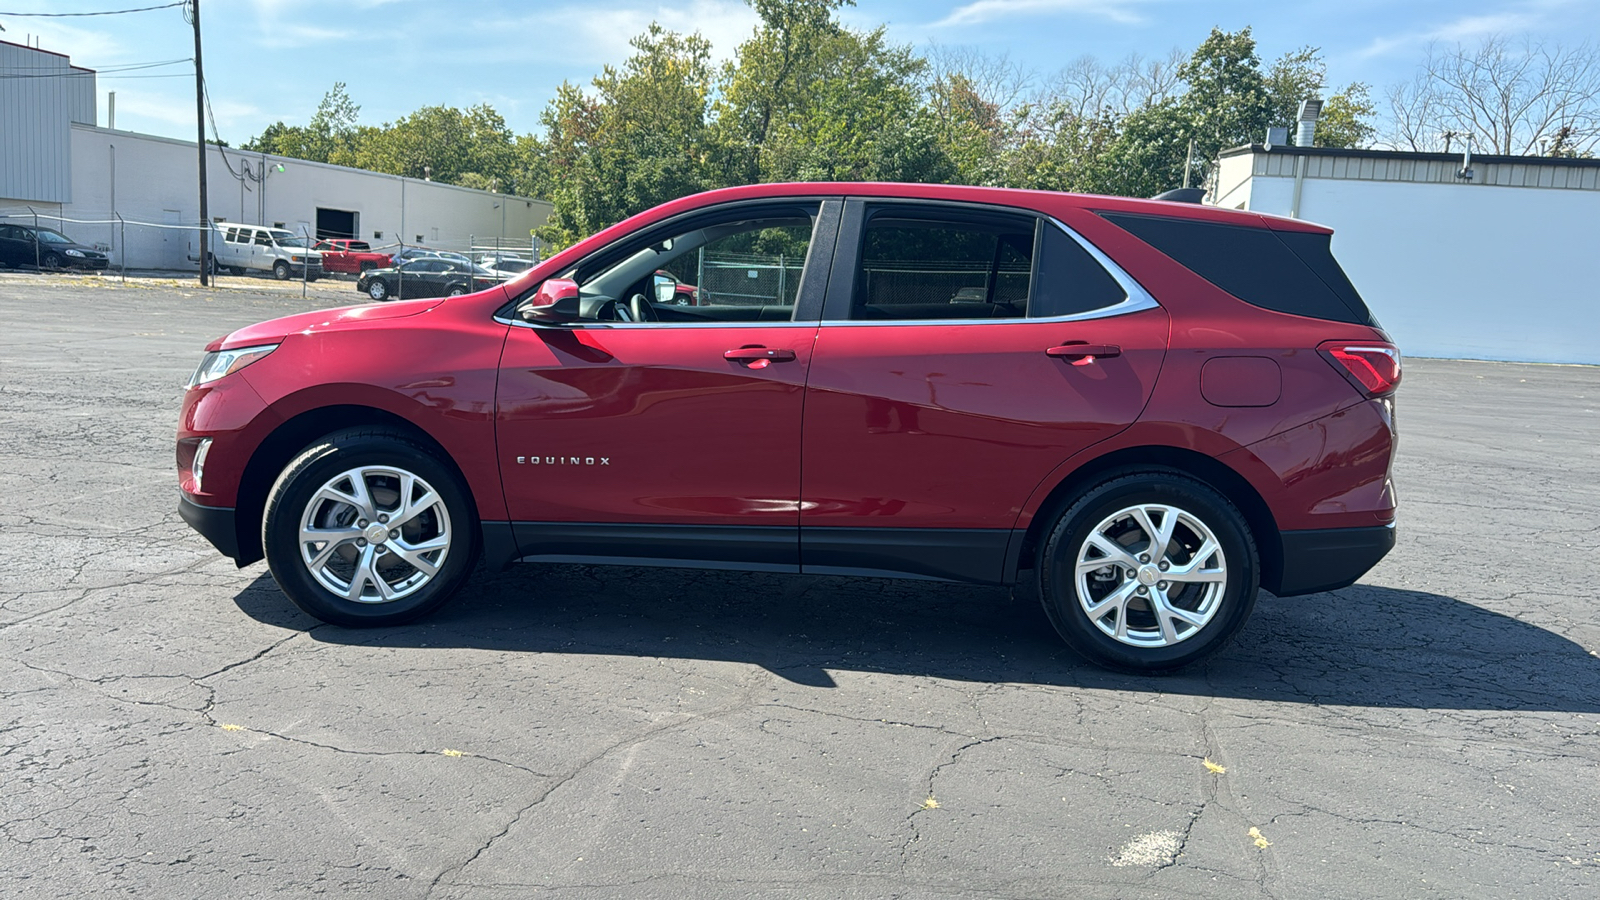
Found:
[3,271,1598,898]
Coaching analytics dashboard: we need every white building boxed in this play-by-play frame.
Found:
[1210,142,1600,365]
[1,41,551,271]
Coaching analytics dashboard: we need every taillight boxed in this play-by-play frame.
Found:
[1319,341,1401,397]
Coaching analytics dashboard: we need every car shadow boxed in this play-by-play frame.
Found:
[233,564,1600,712]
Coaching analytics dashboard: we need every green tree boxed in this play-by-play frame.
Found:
[523,25,717,248]
[1316,82,1377,148]
[1175,27,1271,181]
[352,103,516,187]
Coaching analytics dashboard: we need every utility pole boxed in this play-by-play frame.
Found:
[190,0,210,286]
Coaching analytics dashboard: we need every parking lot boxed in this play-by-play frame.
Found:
[2,270,1597,899]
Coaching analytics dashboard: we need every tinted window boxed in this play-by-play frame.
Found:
[253,230,272,247]
[1273,230,1375,325]
[347,241,370,251]
[1031,223,1127,317]
[562,204,820,324]
[1100,213,1373,325]
[853,211,1034,321]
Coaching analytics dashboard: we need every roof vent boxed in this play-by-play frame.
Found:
[1295,99,1323,147]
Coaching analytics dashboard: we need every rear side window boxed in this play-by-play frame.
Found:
[1100,213,1375,325]
[1031,223,1127,318]
[853,209,1035,321]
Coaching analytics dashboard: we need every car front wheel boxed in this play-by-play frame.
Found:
[262,429,476,627]
[273,260,291,280]
[366,279,388,301]
[1036,471,1259,673]
[41,251,62,270]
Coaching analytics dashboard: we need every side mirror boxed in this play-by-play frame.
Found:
[522,277,581,322]
[653,273,675,304]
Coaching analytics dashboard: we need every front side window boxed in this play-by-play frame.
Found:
[525,202,821,325]
[253,230,272,247]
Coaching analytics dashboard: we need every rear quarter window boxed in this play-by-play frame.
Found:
[1100,212,1375,325]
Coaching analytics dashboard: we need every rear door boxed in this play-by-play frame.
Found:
[799,199,1169,582]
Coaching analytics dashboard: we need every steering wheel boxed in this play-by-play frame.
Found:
[627,292,659,323]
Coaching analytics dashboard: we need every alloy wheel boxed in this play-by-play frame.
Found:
[1074,503,1227,648]
[297,465,453,604]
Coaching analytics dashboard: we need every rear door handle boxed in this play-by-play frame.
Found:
[725,346,797,367]
[1047,343,1121,362]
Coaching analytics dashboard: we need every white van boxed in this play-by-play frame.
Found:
[199,223,324,280]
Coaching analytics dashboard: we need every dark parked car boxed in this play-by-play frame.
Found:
[0,223,109,270]
[390,247,473,267]
[178,182,1399,673]
[356,258,503,301]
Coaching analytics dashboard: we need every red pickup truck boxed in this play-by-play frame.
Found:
[312,239,392,275]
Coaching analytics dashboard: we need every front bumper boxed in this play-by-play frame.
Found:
[1272,523,1396,596]
[179,493,239,561]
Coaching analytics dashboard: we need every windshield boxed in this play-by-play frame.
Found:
[37,230,73,244]
[270,230,308,248]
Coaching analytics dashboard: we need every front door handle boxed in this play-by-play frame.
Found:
[725,346,797,368]
[1047,343,1121,363]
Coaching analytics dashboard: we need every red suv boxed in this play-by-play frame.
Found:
[177,183,1399,672]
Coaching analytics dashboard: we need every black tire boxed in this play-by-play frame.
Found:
[446,283,467,297]
[672,292,692,306]
[1036,471,1259,673]
[273,260,291,280]
[262,429,477,627]
[366,279,389,301]
[41,251,62,270]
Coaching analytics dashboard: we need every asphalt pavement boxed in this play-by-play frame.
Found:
[2,270,1597,898]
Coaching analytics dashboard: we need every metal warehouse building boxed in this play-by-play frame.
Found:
[1,41,551,271]
[1210,142,1600,366]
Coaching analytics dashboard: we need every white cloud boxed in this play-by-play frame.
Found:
[6,19,130,65]
[1358,1,1569,57]
[934,0,1151,28]
[517,1,760,66]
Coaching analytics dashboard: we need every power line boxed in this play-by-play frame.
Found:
[0,3,184,16]
[0,58,191,77]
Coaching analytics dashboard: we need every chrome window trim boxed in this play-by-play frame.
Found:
[495,315,817,331]
[494,214,1160,331]
[823,214,1159,327]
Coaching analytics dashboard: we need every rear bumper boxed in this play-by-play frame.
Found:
[179,493,240,561]
[1272,523,1395,596]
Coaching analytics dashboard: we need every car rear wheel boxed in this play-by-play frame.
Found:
[272,260,291,280]
[367,279,389,301]
[1036,471,1259,673]
[263,429,475,627]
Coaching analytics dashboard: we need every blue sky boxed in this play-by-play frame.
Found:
[6,0,1599,144]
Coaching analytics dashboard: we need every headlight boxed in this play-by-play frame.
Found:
[188,343,278,387]
[65,248,86,258]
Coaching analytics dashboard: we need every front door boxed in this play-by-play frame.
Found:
[495,198,839,570]
[799,199,1170,583]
